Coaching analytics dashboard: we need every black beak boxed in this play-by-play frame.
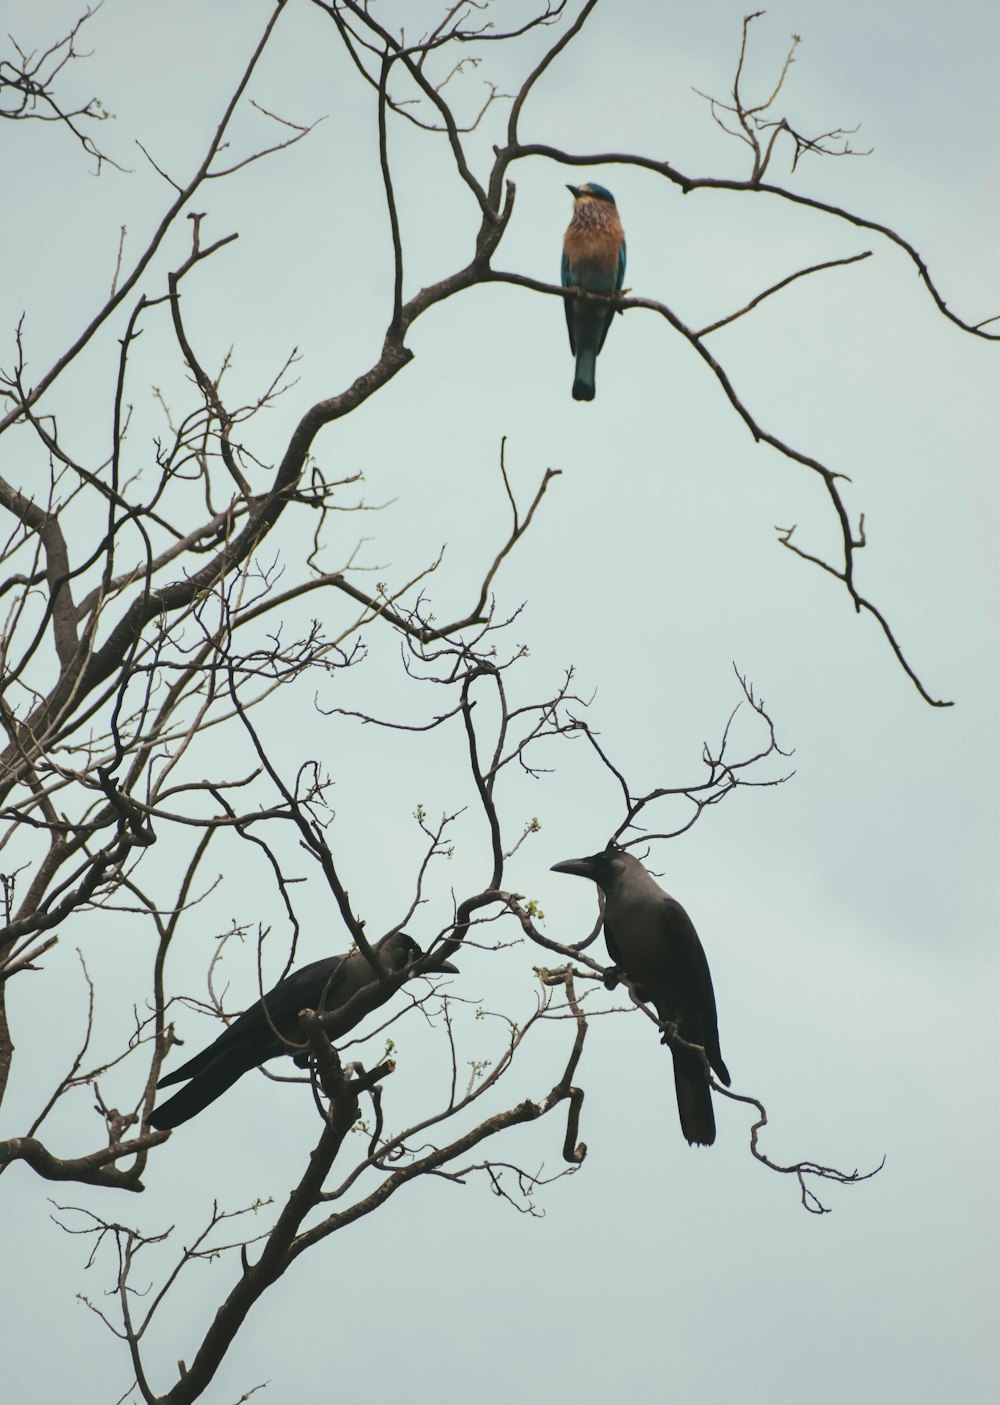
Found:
[421,954,459,975]
[551,857,594,879]
[566,184,581,198]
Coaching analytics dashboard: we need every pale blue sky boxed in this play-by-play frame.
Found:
[1,2,997,1401]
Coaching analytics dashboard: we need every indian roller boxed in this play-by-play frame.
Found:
[561,182,627,402]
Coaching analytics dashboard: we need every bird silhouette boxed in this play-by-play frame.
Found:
[148,932,457,1130]
[552,849,730,1145]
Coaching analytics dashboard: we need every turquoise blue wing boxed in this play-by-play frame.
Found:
[561,250,576,350]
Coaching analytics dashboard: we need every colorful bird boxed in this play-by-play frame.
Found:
[561,182,627,401]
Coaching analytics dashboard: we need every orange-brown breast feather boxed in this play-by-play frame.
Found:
[564,206,624,277]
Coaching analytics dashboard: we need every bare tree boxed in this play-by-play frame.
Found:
[0,4,990,1401]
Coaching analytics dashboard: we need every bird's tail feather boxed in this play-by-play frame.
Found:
[572,347,596,401]
[671,1048,716,1147]
[156,1050,210,1088]
[147,1056,247,1131]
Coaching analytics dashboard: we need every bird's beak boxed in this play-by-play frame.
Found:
[422,954,459,975]
[566,184,581,199]
[551,857,593,879]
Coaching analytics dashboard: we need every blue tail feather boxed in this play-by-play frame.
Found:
[573,346,596,401]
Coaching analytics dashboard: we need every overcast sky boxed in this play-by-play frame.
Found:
[2,1,997,1402]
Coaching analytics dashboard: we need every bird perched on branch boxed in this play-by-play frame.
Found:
[148,932,457,1130]
[551,848,730,1146]
[561,182,627,401]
